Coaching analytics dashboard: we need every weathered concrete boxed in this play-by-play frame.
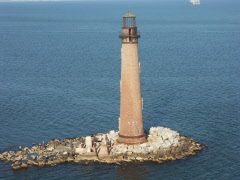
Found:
[0,127,205,170]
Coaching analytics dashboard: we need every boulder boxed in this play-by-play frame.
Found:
[14,156,22,161]
[38,161,45,166]
[2,152,8,156]
[21,162,28,168]
[140,143,148,148]
[149,146,155,151]
[136,157,143,161]
[46,147,54,152]
[23,147,29,151]
[67,156,74,162]
[12,162,21,170]
[126,151,132,155]
[50,152,57,156]
[109,130,115,135]
[12,165,21,170]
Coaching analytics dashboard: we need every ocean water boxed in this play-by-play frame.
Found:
[0,0,239,179]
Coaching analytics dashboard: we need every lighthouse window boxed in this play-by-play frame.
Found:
[129,29,132,35]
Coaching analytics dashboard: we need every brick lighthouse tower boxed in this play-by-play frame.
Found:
[118,11,147,144]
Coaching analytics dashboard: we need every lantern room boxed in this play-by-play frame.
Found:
[119,10,140,43]
[122,10,136,27]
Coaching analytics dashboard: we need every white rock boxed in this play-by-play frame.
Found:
[151,143,160,149]
[135,149,142,154]
[142,150,149,155]
[141,147,149,152]
[158,139,164,144]
[15,157,22,161]
[148,146,154,152]
[136,157,143,160]
[140,143,148,148]
[46,147,54,152]
[126,151,132,155]
[127,146,134,151]
[109,130,115,134]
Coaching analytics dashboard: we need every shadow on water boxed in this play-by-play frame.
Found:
[116,163,151,180]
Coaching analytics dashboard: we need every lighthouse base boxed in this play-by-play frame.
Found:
[117,133,147,144]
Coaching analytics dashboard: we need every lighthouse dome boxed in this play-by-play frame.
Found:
[123,10,136,18]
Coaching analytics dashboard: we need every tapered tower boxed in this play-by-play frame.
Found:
[118,11,147,144]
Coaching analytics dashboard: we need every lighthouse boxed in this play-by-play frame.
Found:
[118,11,147,144]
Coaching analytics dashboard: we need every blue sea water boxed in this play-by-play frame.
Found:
[0,0,239,179]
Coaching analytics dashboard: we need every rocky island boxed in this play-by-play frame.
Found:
[0,12,206,170]
[0,126,205,170]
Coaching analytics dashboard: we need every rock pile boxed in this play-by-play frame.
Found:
[0,127,205,170]
[111,127,181,156]
[109,127,203,163]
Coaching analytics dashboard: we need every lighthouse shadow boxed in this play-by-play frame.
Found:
[116,163,149,180]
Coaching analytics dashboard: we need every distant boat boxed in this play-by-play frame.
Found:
[189,0,200,5]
